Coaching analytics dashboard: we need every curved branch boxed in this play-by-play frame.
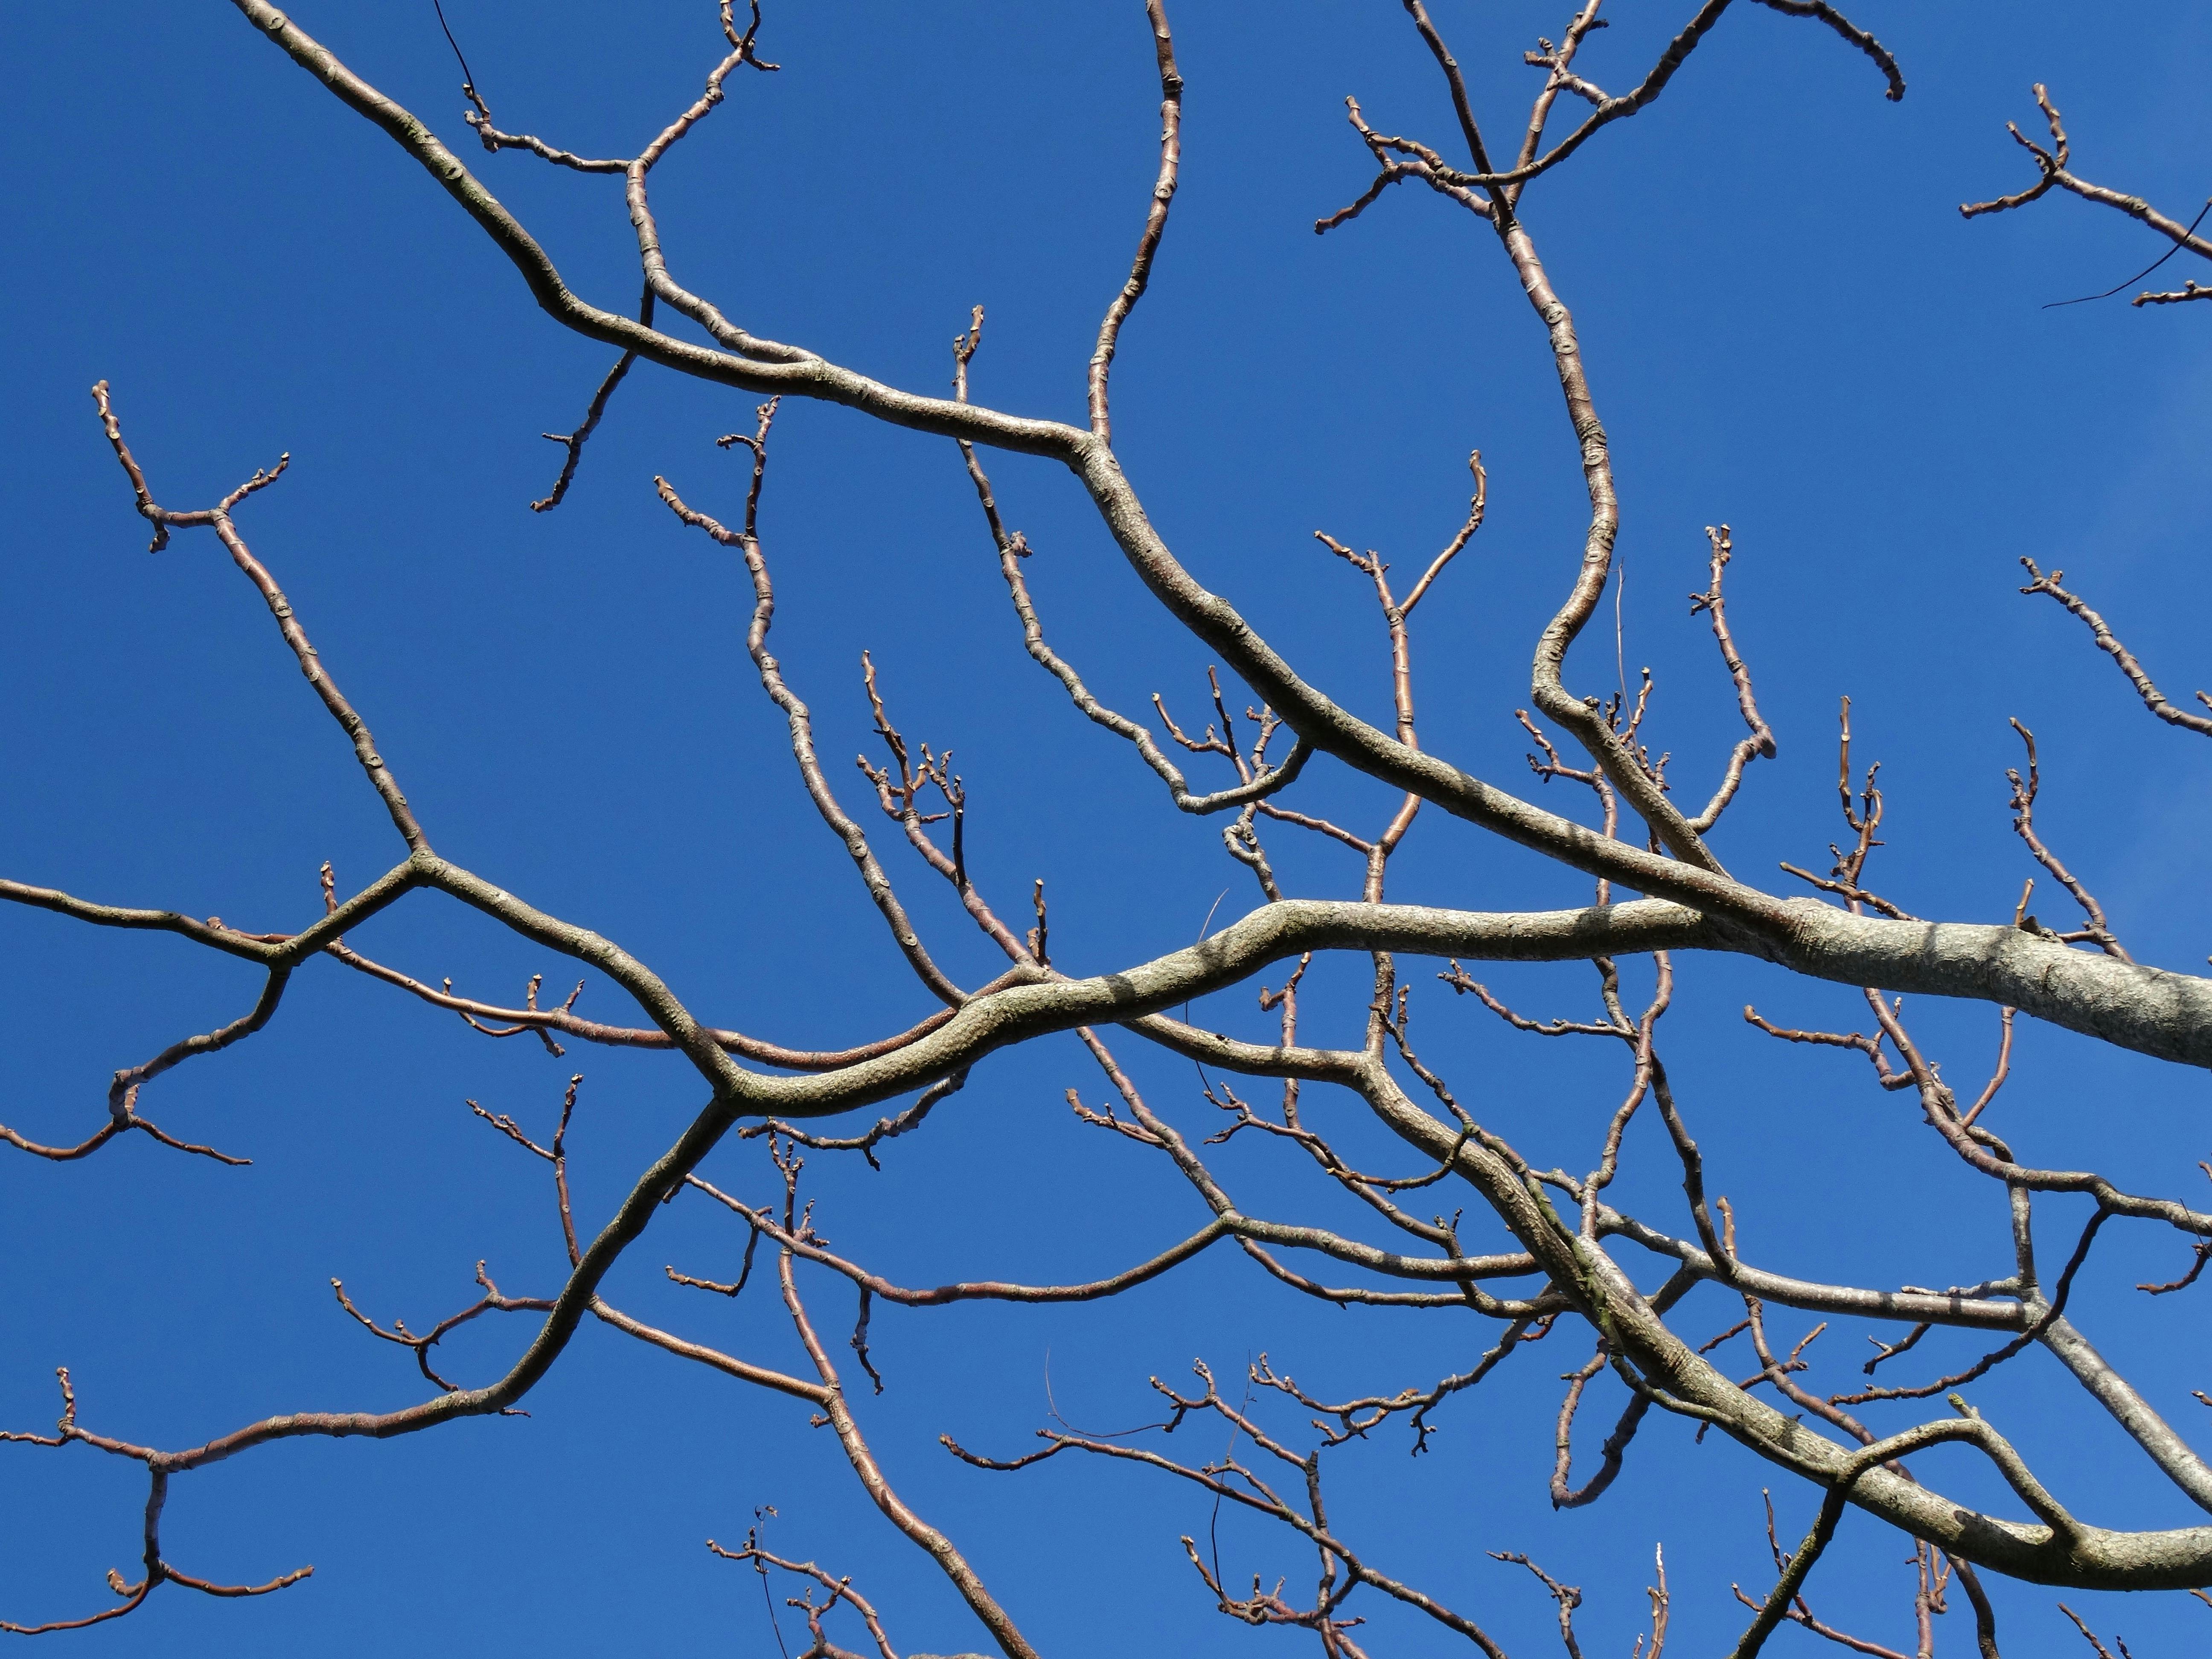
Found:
[1412,0,1901,199]
[325,937,961,1069]
[1088,0,1182,441]
[656,458,966,1006]
[94,382,429,853]
[2020,557,2212,738]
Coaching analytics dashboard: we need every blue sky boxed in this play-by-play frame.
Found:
[3,2,2210,1653]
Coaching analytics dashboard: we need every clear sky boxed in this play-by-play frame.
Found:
[3,2,2209,1654]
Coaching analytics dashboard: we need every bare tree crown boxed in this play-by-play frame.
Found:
[5,3,2211,1655]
